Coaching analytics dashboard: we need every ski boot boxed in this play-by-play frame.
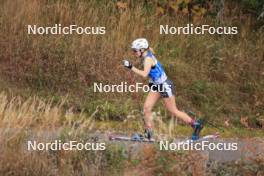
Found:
[191,119,204,140]
[144,128,153,140]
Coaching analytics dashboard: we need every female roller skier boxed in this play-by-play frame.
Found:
[123,38,203,140]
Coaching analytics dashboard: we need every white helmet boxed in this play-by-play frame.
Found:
[131,38,149,50]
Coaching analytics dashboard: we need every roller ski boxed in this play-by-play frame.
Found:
[109,129,155,143]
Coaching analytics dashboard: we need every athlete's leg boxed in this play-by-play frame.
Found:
[143,91,160,129]
[160,79,203,139]
[163,95,194,124]
[163,95,203,140]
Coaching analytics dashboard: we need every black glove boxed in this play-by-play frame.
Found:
[122,59,133,69]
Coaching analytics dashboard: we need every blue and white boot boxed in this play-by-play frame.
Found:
[191,119,204,140]
[144,128,153,140]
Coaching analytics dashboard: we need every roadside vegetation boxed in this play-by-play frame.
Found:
[0,0,263,130]
[0,91,264,175]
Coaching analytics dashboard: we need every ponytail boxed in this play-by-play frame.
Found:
[148,47,155,54]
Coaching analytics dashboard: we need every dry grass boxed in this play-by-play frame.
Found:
[0,90,126,176]
[0,0,263,130]
[0,88,263,175]
[0,91,203,175]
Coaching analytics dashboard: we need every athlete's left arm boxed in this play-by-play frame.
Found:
[131,57,152,78]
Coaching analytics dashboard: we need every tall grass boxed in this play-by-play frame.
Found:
[0,90,129,175]
[0,87,263,175]
[0,91,211,175]
[0,0,263,126]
